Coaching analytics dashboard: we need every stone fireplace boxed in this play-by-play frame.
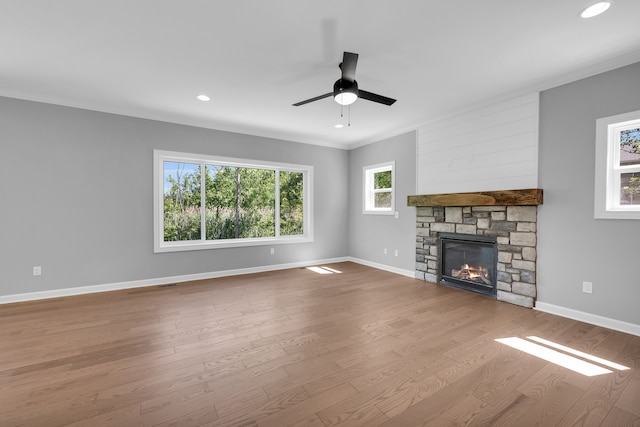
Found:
[408,189,543,308]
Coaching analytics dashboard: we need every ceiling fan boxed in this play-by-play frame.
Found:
[292,52,397,107]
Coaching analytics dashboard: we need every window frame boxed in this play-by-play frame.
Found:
[154,150,313,252]
[362,161,395,215]
[594,110,640,220]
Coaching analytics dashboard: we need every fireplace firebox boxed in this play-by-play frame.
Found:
[438,233,497,297]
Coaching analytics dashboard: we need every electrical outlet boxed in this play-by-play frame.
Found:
[270,248,275,255]
[384,248,388,255]
[33,266,42,276]
[394,211,399,219]
[394,249,398,257]
[582,281,592,294]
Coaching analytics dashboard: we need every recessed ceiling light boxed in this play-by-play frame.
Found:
[197,94,210,101]
[334,124,344,129]
[580,1,612,18]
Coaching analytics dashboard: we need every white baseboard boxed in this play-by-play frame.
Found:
[535,301,640,337]
[348,257,415,278]
[0,257,350,305]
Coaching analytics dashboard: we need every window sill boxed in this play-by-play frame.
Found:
[363,210,395,216]
[594,209,640,220]
[154,235,313,253]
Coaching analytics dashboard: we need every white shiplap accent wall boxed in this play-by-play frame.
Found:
[417,93,539,194]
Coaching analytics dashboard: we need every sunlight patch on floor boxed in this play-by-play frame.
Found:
[495,336,625,376]
[526,336,630,371]
[306,266,342,274]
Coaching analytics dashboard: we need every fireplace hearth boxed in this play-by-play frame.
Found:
[439,233,497,297]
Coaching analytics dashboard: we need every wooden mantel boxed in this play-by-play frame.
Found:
[407,188,543,207]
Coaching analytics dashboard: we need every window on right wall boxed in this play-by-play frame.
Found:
[594,110,640,219]
[363,161,395,215]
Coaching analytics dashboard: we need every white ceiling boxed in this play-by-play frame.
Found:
[2,1,640,149]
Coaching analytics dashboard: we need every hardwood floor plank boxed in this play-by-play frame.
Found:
[615,371,640,416]
[96,362,206,402]
[376,370,486,425]
[469,347,547,408]
[472,391,538,427]
[213,385,312,426]
[374,374,449,419]
[301,351,403,396]
[558,369,634,426]
[316,375,416,426]
[282,414,326,427]
[256,382,359,427]
[516,363,595,397]
[428,393,488,426]
[601,406,640,426]
[511,379,586,426]
[66,403,141,427]
[206,367,290,405]
[137,385,218,427]
[211,387,267,420]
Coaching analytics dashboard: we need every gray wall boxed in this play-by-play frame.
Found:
[348,132,417,274]
[0,97,349,296]
[538,61,640,325]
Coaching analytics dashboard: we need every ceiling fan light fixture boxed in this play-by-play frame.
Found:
[580,1,612,18]
[334,92,358,106]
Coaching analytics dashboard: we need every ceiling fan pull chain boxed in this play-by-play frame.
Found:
[348,105,351,127]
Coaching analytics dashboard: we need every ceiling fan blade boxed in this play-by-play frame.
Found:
[292,92,333,106]
[341,52,358,81]
[358,90,397,106]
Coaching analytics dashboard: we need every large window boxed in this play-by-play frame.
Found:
[154,150,313,252]
[363,161,395,215]
[595,110,640,219]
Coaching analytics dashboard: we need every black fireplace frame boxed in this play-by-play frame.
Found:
[438,232,498,298]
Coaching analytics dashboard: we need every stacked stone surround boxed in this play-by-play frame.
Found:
[415,205,538,308]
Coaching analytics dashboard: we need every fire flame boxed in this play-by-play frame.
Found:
[452,264,491,285]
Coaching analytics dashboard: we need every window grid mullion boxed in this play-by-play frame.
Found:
[612,122,640,208]
[275,169,281,238]
[201,163,206,241]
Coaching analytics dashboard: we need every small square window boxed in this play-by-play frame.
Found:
[594,110,640,219]
[363,161,395,215]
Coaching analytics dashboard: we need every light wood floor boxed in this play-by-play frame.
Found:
[1,262,639,426]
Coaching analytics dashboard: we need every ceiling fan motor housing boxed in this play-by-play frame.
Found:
[334,79,358,97]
